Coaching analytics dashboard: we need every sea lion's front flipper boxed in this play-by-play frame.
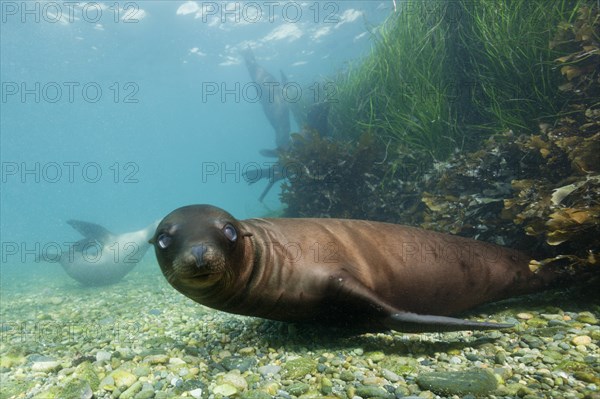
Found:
[332,271,514,333]
[67,220,114,245]
[383,312,514,333]
[259,148,279,158]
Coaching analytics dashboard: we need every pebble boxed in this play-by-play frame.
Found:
[99,375,115,390]
[340,370,355,381]
[282,357,316,379]
[416,369,498,396]
[577,312,598,324]
[366,351,386,362]
[61,378,93,399]
[170,378,183,388]
[517,312,534,319]
[222,370,248,391]
[381,369,400,382]
[32,361,61,372]
[96,351,112,362]
[221,356,256,372]
[111,369,137,389]
[449,356,462,364]
[213,383,237,396]
[354,384,394,398]
[134,390,155,399]
[48,296,64,305]
[145,355,169,365]
[571,335,592,346]
[120,381,143,399]
[258,365,281,376]
[287,382,309,396]
[4,265,599,399]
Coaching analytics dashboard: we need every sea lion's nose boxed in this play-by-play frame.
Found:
[191,245,208,268]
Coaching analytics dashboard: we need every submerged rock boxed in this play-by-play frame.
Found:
[354,384,394,399]
[220,355,256,372]
[60,378,92,399]
[282,357,317,379]
[416,369,498,396]
[110,369,137,389]
[32,360,61,372]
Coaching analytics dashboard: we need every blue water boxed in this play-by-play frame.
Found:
[1,1,392,277]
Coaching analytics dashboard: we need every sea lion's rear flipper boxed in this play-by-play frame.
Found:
[333,271,514,333]
[383,312,514,333]
[67,220,114,245]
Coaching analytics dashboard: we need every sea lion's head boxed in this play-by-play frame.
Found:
[150,205,251,296]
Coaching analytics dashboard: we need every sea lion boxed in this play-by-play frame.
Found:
[241,47,291,152]
[60,219,159,286]
[150,205,559,333]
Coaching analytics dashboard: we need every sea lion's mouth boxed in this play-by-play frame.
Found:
[170,248,225,280]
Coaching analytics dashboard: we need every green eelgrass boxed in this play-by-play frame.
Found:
[326,0,587,161]
[461,0,583,133]
[329,1,462,160]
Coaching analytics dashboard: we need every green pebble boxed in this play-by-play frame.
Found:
[120,381,143,399]
[282,357,317,379]
[75,362,100,391]
[144,354,169,365]
[379,356,417,375]
[0,354,26,368]
[262,382,279,395]
[495,352,507,364]
[32,387,61,399]
[416,369,498,396]
[221,356,256,372]
[111,388,122,399]
[213,383,238,396]
[320,377,333,395]
[134,390,155,399]
[133,366,151,377]
[60,378,92,399]
[111,369,137,389]
[288,382,310,396]
[246,374,260,385]
[394,385,411,397]
[241,390,272,399]
[574,371,600,384]
[526,318,547,328]
[0,380,35,399]
[365,351,385,362]
[521,334,544,349]
[340,370,355,381]
[576,312,598,324]
[354,385,394,399]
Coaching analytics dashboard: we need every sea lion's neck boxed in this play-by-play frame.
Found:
[210,220,294,318]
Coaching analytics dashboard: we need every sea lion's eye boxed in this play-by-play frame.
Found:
[223,224,237,243]
[157,233,172,249]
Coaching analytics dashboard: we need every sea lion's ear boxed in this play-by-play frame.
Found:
[236,223,252,238]
[239,227,253,238]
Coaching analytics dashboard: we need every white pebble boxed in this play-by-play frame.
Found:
[449,356,462,364]
[96,350,111,362]
[190,388,203,399]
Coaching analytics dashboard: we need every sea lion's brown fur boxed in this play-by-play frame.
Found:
[150,205,558,332]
